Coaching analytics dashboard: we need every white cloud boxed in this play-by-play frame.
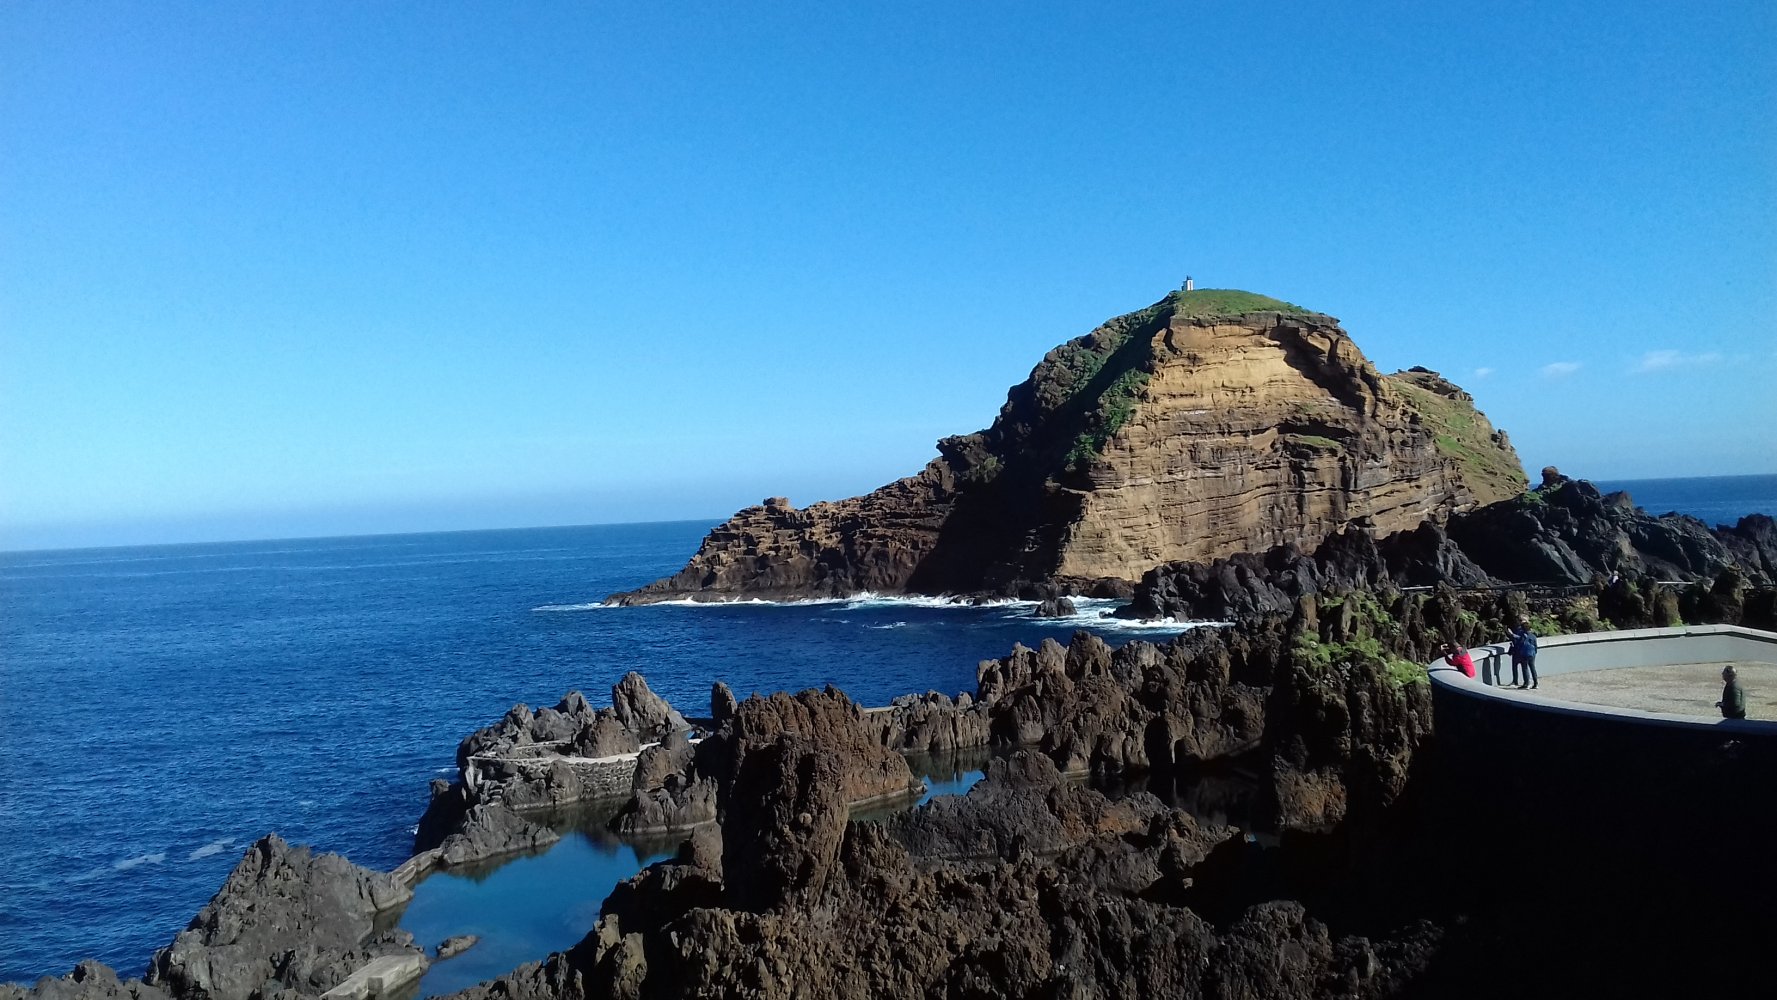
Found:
[1539,361,1581,378]
[1472,367,1495,380]
[1632,349,1722,374]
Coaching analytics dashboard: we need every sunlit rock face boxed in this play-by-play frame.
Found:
[610,290,1523,604]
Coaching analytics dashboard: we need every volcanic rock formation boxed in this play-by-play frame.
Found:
[415,673,694,861]
[1124,473,1777,624]
[609,290,1524,604]
[144,836,420,1000]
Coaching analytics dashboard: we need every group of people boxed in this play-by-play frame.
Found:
[1439,626,1754,723]
[1439,622,1539,689]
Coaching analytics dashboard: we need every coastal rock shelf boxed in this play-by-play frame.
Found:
[414,673,697,870]
[608,289,1524,604]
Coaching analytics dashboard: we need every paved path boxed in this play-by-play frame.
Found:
[1529,661,1777,720]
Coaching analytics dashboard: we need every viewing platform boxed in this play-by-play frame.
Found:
[1428,623,1777,733]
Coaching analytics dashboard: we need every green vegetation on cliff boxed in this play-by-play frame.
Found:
[1167,288,1316,319]
[1065,367,1151,470]
[1050,289,1316,473]
[1296,591,1427,688]
[1391,374,1527,498]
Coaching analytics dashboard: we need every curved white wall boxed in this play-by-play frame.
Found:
[1428,624,1777,734]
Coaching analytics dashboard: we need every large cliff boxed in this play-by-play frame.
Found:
[610,289,1525,603]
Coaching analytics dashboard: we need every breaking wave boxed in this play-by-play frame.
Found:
[113,852,165,871]
[187,838,235,861]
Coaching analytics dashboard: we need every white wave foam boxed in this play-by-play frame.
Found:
[115,852,166,871]
[1008,597,1227,633]
[636,595,851,608]
[592,591,1034,611]
[532,602,614,612]
[1072,617,1226,633]
[188,838,235,861]
[867,621,909,630]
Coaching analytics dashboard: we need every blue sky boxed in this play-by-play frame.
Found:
[2,1,1773,550]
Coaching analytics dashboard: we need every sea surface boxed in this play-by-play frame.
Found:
[1,472,1770,986]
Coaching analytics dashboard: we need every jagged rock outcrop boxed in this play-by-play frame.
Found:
[865,690,992,756]
[609,290,1523,603]
[436,803,560,868]
[607,686,922,836]
[1448,476,1774,586]
[1125,475,1776,624]
[0,963,169,1000]
[435,935,479,960]
[470,732,1439,1000]
[143,836,419,1000]
[721,736,851,912]
[612,731,717,835]
[416,674,692,853]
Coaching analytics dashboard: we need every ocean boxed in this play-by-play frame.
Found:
[0,472,1770,985]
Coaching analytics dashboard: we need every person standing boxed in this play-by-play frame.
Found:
[1718,666,1747,720]
[1509,622,1539,690]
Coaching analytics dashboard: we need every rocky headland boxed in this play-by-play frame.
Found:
[609,290,1524,604]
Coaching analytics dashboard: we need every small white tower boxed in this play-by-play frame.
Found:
[1183,275,1195,292]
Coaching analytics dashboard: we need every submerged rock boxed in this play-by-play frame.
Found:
[435,935,479,961]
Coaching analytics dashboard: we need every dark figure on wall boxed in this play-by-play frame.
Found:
[1509,622,1539,690]
[1717,665,1747,720]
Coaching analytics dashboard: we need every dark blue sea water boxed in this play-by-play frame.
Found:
[1593,474,1777,529]
[0,522,1191,985]
[2,474,1770,986]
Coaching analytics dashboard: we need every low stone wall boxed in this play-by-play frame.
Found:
[1433,624,1777,734]
[464,741,650,807]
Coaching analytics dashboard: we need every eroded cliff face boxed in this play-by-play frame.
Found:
[610,290,1524,603]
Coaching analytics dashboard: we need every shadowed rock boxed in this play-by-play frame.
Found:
[721,735,849,913]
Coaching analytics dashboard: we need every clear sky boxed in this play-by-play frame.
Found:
[3,1,1773,550]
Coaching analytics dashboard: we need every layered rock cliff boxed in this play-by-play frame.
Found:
[610,289,1523,603]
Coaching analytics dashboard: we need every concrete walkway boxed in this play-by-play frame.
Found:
[320,954,427,999]
[1527,661,1777,720]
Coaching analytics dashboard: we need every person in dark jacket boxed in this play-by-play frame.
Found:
[1718,666,1747,720]
[1509,622,1539,690]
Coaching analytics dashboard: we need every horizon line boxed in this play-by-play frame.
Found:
[4,470,1773,557]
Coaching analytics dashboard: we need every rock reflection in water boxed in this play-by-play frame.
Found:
[394,804,678,998]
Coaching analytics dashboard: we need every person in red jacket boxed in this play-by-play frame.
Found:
[1442,641,1476,679]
